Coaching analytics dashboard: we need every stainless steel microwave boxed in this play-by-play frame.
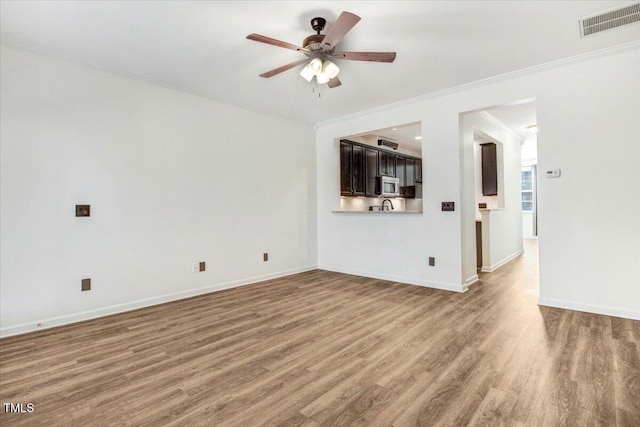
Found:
[376,176,400,197]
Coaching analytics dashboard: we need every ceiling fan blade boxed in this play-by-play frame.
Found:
[259,58,309,78]
[322,12,361,50]
[328,77,342,89]
[247,33,308,53]
[332,51,396,63]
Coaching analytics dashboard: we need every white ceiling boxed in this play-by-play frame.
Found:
[353,122,423,153]
[485,100,537,141]
[1,1,638,125]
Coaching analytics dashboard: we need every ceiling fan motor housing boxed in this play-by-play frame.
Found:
[304,17,328,51]
[311,17,326,33]
[302,34,325,50]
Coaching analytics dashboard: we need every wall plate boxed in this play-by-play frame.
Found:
[545,169,561,178]
[75,205,90,217]
[442,202,455,211]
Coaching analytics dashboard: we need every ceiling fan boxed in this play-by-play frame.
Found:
[247,11,396,88]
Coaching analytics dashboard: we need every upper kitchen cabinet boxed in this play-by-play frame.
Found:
[365,147,379,197]
[402,156,423,199]
[378,150,396,177]
[339,122,423,200]
[395,155,407,197]
[405,158,416,186]
[340,141,352,196]
[340,140,366,196]
[352,144,366,196]
[481,142,498,196]
[415,158,423,183]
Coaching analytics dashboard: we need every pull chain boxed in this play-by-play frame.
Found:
[311,80,321,98]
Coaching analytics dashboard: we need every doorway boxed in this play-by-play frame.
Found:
[460,99,539,291]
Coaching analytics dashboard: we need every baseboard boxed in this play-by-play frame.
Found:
[480,248,524,273]
[318,265,466,293]
[538,297,640,321]
[0,265,317,338]
[464,275,479,291]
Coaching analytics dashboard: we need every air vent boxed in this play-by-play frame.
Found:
[579,2,640,37]
[378,139,399,150]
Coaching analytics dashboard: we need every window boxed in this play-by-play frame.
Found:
[521,167,533,211]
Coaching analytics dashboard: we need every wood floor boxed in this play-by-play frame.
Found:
[1,242,639,426]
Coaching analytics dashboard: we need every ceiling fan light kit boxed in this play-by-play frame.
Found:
[299,64,315,82]
[247,11,396,89]
[323,60,340,79]
[299,58,340,84]
[309,57,323,72]
[316,71,330,85]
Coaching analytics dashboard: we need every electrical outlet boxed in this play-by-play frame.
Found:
[192,263,199,273]
[75,205,91,217]
[441,202,455,212]
[263,253,269,262]
[428,257,435,266]
[81,278,91,291]
[199,261,206,272]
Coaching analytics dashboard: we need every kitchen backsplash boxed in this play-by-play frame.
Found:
[340,197,423,212]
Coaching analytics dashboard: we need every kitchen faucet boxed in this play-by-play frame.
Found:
[381,199,394,211]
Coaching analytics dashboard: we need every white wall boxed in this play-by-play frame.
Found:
[521,133,538,167]
[0,46,317,336]
[521,135,538,239]
[317,46,640,319]
[523,212,536,239]
[317,104,467,292]
[535,48,640,319]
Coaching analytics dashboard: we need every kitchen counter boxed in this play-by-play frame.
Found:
[332,210,423,214]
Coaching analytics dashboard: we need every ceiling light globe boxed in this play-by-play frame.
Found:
[299,64,314,82]
[322,60,340,79]
[309,58,323,73]
[316,72,330,85]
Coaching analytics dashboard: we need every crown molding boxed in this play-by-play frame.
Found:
[316,40,640,128]
[478,111,525,144]
[2,36,638,129]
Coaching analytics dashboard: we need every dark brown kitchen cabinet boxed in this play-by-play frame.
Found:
[481,143,497,196]
[405,158,416,186]
[340,141,352,196]
[415,158,423,183]
[378,150,396,177]
[365,148,378,197]
[340,139,422,198]
[340,140,365,196]
[351,144,366,196]
[395,156,407,197]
